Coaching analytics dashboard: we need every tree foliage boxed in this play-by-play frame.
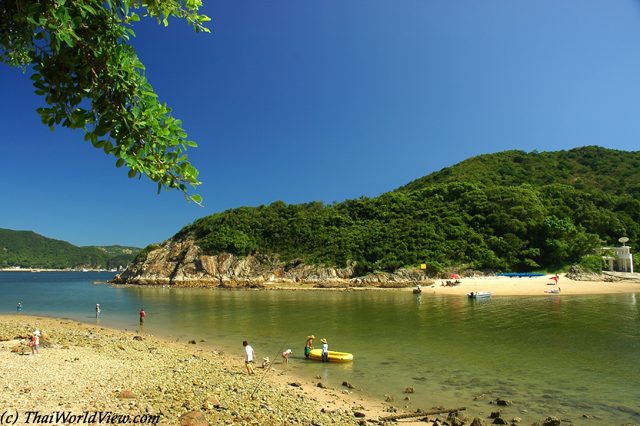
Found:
[170,147,640,274]
[0,0,209,203]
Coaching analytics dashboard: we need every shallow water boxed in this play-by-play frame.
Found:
[2,271,639,424]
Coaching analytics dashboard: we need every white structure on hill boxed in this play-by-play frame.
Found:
[602,237,634,273]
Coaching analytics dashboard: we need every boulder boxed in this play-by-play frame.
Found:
[489,410,502,419]
[206,396,220,407]
[496,398,512,406]
[542,417,561,426]
[179,410,208,426]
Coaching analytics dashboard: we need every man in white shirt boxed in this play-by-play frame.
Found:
[243,341,255,375]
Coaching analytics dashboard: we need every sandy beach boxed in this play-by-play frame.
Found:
[418,273,640,297]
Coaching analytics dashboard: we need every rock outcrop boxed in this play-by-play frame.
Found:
[112,238,432,288]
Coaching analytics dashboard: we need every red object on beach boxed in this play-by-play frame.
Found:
[450,274,461,279]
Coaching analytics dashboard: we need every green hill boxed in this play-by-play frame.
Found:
[139,146,640,274]
[0,229,140,270]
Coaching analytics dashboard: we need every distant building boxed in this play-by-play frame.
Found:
[601,243,634,273]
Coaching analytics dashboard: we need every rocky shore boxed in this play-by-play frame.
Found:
[112,239,433,288]
[1,315,380,426]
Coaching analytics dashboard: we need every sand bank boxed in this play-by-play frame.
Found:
[417,274,640,297]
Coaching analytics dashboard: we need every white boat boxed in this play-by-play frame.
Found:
[468,291,492,298]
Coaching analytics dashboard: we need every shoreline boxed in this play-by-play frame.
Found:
[0,314,411,425]
[5,269,640,297]
[104,273,640,297]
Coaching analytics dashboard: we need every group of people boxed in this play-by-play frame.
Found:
[305,335,330,362]
[242,334,331,374]
[94,303,146,325]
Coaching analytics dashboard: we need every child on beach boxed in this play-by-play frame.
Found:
[140,308,146,324]
[96,304,100,318]
[321,338,328,363]
[282,349,292,363]
[29,330,40,356]
[243,341,255,375]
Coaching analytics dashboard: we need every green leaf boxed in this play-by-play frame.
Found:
[71,16,82,29]
[128,169,137,179]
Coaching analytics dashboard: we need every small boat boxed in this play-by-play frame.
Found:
[308,348,353,362]
[468,291,492,298]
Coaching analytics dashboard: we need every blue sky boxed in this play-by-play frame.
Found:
[2,1,640,248]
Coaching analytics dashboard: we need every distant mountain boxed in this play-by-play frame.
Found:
[0,228,140,270]
[120,146,640,285]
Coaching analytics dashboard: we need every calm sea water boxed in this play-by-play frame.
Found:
[1,271,639,424]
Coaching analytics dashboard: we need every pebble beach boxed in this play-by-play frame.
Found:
[0,314,406,426]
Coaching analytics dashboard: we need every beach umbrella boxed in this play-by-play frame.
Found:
[450,274,461,279]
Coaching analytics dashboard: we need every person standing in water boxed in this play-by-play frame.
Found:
[95,304,100,318]
[305,335,315,359]
[321,338,329,363]
[140,308,146,324]
[282,349,292,364]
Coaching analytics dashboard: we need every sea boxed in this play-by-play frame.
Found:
[1,271,639,425]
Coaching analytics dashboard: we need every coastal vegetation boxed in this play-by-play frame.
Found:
[160,146,640,274]
[0,228,139,270]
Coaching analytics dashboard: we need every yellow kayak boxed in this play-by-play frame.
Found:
[309,348,353,362]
